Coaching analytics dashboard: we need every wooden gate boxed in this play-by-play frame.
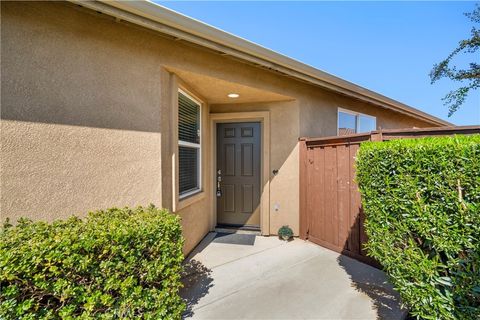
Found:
[299,126,480,267]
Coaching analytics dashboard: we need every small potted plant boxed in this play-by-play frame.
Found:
[278,225,293,241]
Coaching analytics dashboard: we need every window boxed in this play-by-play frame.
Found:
[337,108,376,136]
[178,90,201,198]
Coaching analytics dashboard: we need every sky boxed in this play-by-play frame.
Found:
[156,1,480,126]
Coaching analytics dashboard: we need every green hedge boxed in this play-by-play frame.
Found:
[356,135,480,320]
[0,205,185,319]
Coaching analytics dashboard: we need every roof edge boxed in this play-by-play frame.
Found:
[300,125,480,143]
[71,0,452,127]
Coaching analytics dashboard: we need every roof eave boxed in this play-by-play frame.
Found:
[70,0,452,127]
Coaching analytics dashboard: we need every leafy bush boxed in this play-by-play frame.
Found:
[0,205,185,319]
[356,135,480,320]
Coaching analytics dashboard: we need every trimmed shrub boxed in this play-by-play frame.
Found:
[0,205,185,319]
[356,135,480,320]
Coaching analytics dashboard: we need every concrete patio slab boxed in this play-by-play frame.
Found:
[181,233,406,320]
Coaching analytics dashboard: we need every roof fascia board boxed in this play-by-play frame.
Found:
[70,0,451,126]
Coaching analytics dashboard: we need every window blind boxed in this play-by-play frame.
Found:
[179,146,199,194]
[178,92,200,144]
[178,91,201,197]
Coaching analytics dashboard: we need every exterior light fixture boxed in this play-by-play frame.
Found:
[227,93,239,98]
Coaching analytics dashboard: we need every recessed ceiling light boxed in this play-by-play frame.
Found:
[227,93,240,98]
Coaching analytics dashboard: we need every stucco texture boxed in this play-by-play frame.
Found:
[1,1,436,253]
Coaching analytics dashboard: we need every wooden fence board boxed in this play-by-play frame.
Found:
[324,146,338,246]
[299,126,480,268]
[336,144,350,251]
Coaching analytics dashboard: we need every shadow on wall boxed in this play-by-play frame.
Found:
[180,259,213,318]
[336,219,408,320]
[1,2,165,134]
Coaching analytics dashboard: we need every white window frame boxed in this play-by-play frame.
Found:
[178,88,202,199]
[337,107,376,135]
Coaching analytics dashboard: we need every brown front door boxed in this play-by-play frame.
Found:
[216,122,261,227]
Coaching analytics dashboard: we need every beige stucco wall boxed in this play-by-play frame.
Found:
[210,101,300,235]
[1,121,162,221]
[298,90,433,138]
[1,2,166,219]
[1,1,437,253]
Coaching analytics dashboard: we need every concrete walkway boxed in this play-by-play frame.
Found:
[181,233,406,320]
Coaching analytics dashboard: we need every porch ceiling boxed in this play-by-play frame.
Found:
[167,68,293,104]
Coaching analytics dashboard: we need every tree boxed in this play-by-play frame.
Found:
[430,3,480,116]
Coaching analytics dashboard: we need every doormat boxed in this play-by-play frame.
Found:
[212,232,256,246]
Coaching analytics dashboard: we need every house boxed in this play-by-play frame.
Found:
[1,1,450,253]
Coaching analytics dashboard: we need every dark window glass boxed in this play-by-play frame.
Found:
[179,146,199,195]
[178,92,200,144]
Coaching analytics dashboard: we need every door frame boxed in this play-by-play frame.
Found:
[209,111,270,235]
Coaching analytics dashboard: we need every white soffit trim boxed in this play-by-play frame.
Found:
[70,0,452,126]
